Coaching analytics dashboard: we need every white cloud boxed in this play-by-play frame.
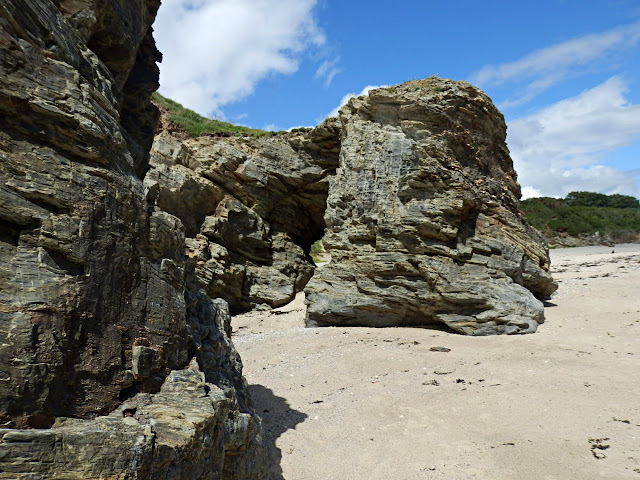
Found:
[508,77,640,198]
[154,0,324,117]
[315,58,341,87]
[325,85,387,119]
[521,186,543,200]
[471,21,640,107]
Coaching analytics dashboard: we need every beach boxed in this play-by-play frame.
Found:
[233,244,640,480]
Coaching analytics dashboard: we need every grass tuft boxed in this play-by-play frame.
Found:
[310,239,325,264]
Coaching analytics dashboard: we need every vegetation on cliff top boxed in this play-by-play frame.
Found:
[522,192,640,239]
[152,92,271,137]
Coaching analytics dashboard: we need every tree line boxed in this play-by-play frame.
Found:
[563,191,639,209]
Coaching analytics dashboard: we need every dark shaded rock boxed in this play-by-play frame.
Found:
[0,0,267,477]
[0,0,165,424]
[304,78,557,335]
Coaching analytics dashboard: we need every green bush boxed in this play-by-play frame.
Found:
[310,239,325,264]
[564,191,639,208]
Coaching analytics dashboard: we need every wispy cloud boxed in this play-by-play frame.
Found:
[471,21,640,108]
[324,85,387,120]
[155,0,324,117]
[508,76,640,198]
[315,58,341,87]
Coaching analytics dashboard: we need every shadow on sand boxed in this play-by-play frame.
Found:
[249,384,308,480]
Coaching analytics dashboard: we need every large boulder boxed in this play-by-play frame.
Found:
[305,78,557,335]
[0,0,267,477]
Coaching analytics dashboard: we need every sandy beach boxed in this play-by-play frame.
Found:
[233,244,640,480]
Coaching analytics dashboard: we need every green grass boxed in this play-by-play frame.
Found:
[522,197,640,239]
[310,239,325,264]
[152,92,271,137]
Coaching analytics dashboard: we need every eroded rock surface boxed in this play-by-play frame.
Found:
[149,78,556,335]
[0,1,267,478]
[147,116,340,312]
[305,78,557,335]
[0,361,264,480]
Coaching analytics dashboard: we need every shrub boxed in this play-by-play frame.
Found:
[521,195,640,239]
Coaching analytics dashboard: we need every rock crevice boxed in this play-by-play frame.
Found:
[146,117,341,313]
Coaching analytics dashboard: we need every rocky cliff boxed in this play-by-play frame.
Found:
[305,79,557,334]
[0,0,557,475]
[153,79,557,336]
[0,1,267,478]
[147,111,340,313]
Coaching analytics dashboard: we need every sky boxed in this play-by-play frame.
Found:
[154,0,640,199]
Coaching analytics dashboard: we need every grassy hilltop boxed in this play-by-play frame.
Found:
[522,192,640,246]
[152,92,270,137]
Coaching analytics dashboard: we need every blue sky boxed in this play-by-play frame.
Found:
[155,0,640,198]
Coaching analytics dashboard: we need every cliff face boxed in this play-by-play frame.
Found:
[147,115,340,313]
[0,0,557,475]
[152,79,556,336]
[0,1,267,478]
[0,0,163,427]
[305,79,557,334]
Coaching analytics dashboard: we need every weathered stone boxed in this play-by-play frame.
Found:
[147,122,340,312]
[0,0,267,477]
[0,0,166,425]
[0,364,268,480]
[150,78,555,335]
[304,78,557,335]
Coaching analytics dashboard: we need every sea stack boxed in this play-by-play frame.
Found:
[305,78,557,334]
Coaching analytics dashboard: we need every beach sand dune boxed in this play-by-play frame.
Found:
[233,244,640,480]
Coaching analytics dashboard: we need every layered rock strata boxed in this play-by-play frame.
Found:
[0,1,266,478]
[147,116,340,312]
[150,78,556,335]
[305,78,557,335]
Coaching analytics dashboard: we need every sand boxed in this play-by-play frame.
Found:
[233,244,640,480]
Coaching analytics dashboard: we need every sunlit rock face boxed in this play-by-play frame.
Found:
[149,77,556,336]
[0,1,268,478]
[304,78,557,335]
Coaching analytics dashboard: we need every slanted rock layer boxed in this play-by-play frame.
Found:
[305,79,557,334]
[147,116,340,312]
[152,79,556,336]
[0,1,267,478]
[0,0,556,477]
